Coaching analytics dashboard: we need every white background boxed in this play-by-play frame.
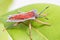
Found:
[8,0,60,11]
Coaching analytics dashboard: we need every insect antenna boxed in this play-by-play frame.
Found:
[39,6,49,15]
[38,6,49,20]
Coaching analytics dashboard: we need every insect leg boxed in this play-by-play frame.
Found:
[29,22,32,40]
[13,22,20,26]
[41,13,48,20]
[22,22,32,40]
[35,19,49,25]
[3,22,20,31]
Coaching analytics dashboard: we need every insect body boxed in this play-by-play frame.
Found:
[7,10,38,22]
[6,6,49,40]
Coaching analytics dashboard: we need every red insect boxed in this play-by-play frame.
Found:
[7,10,38,22]
[9,11,35,20]
[6,6,49,40]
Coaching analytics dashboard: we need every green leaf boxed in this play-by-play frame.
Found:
[0,4,60,40]
[0,23,12,40]
[0,0,12,40]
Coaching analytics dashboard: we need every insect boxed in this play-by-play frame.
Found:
[6,6,49,40]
